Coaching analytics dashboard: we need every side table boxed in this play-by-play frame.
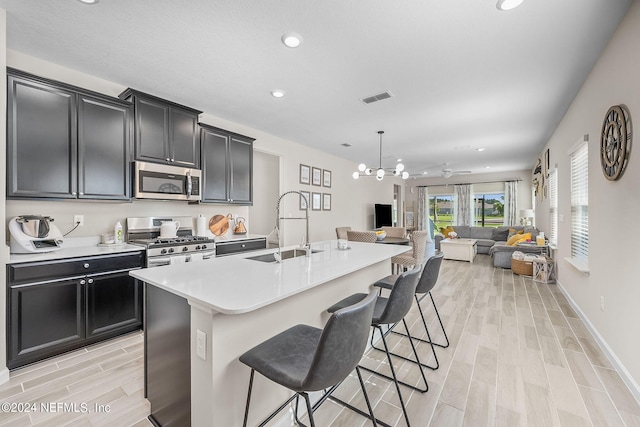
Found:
[533,256,555,283]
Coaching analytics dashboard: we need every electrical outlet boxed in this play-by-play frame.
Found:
[197,329,207,360]
[74,215,84,226]
[600,296,605,312]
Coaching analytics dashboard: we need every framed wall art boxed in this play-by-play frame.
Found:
[322,169,332,188]
[299,164,310,185]
[300,190,310,210]
[311,192,322,210]
[312,167,322,186]
[322,193,331,211]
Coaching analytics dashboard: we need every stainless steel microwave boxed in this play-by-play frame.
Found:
[134,161,201,201]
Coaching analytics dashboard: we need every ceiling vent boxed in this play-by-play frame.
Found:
[341,143,352,147]
[361,91,393,105]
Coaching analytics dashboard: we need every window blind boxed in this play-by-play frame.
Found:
[570,142,588,266]
[549,169,558,245]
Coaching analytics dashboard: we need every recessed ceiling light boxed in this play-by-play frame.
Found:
[271,90,285,98]
[485,166,491,169]
[476,147,485,152]
[281,33,303,48]
[496,0,524,11]
[422,171,428,175]
[77,0,99,4]
[397,158,403,162]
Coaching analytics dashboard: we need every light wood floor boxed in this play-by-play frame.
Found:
[2,253,640,426]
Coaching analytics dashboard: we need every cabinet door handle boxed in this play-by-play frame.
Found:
[166,158,171,162]
[170,158,175,162]
[88,278,94,284]
[80,279,86,285]
[83,263,90,269]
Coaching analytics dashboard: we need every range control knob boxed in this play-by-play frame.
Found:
[168,248,175,253]
[202,244,208,250]
[195,245,201,250]
[182,246,189,252]
[161,249,167,255]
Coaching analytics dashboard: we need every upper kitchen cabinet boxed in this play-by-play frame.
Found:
[119,89,202,168]
[7,69,132,200]
[200,124,254,205]
[78,94,132,200]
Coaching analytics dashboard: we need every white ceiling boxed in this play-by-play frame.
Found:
[0,0,632,178]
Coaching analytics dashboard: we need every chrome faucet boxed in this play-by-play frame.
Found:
[274,191,310,262]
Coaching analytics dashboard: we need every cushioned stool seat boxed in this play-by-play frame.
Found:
[327,267,425,427]
[373,252,448,371]
[239,291,378,427]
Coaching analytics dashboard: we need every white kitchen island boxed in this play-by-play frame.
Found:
[130,240,410,427]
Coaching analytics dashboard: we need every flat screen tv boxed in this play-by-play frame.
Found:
[374,204,393,229]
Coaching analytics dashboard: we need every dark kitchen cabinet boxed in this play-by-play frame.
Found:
[7,71,77,198]
[86,270,143,339]
[200,124,254,205]
[78,94,132,200]
[119,89,201,168]
[6,69,132,201]
[7,251,144,369]
[215,237,266,257]
[8,279,84,367]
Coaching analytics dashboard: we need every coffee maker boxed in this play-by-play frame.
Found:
[9,215,64,253]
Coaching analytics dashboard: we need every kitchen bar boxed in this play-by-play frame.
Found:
[131,240,410,426]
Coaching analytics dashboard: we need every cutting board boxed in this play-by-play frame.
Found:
[209,214,233,236]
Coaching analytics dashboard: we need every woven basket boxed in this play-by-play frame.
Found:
[511,259,533,276]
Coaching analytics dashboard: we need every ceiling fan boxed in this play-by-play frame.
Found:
[441,167,472,179]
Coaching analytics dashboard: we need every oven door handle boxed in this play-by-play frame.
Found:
[201,251,215,260]
[147,257,171,267]
[147,255,189,267]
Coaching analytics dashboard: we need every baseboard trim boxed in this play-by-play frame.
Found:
[555,279,640,403]
[0,367,9,385]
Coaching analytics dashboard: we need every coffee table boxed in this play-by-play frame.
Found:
[440,238,477,263]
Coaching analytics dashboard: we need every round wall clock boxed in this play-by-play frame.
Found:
[600,105,631,181]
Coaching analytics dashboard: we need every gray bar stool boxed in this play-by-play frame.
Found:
[239,291,379,427]
[373,252,448,371]
[327,266,425,427]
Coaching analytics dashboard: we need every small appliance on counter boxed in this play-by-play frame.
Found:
[9,215,64,253]
[233,217,247,235]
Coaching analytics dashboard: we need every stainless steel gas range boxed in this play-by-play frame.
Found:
[127,216,215,267]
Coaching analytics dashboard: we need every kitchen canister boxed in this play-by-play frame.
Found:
[196,214,208,237]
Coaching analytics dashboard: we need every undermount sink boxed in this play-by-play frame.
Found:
[246,249,322,263]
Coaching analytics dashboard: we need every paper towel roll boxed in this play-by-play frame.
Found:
[196,214,207,237]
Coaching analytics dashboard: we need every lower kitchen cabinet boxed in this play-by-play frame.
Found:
[86,270,143,339]
[6,251,144,369]
[215,237,266,257]
[8,279,85,366]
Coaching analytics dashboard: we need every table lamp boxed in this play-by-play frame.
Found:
[520,209,535,226]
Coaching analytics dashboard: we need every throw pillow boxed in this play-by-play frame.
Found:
[440,226,454,238]
[506,232,525,246]
[514,233,532,245]
[507,228,524,239]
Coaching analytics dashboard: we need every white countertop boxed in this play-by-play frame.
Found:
[130,240,410,315]
[7,236,144,264]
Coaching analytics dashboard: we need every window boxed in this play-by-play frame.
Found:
[473,193,505,228]
[569,140,588,271]
[548,169,558,245]
[429,195,454,230]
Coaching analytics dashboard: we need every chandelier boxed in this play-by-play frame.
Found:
[352,131,409,180]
